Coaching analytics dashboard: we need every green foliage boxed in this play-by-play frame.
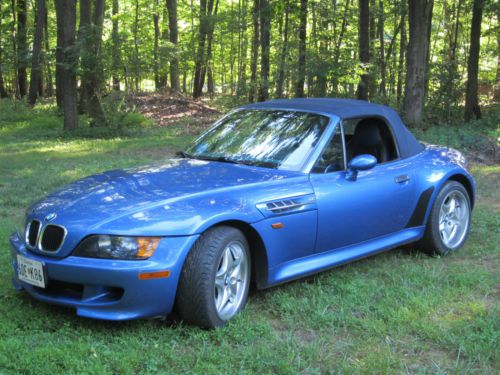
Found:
[0,102,499,373]
[415,106,500,155]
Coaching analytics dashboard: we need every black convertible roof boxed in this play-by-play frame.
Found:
[243,98,424,158]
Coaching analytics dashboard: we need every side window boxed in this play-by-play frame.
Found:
[312,126,345,173]
[345,117,398,164]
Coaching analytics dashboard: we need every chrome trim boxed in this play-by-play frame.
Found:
[25,220,41,249]
[37,224,68,253]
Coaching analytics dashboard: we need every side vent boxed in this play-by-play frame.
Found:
[256,194,316,217]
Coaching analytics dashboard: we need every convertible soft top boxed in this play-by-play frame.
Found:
[243,98,424,158]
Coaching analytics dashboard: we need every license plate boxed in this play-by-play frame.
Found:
[17,255,46,288]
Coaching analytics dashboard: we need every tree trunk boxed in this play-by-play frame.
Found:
[153,2,160,90]
[28,0,46,106]
[43,5,53,97]
[200,0,219,94]
[402,0,433,126]
[17,0,28,97]
[55,0,78,130]
[54,0,63,107]
[78,0,106,124]
[397,4,406,105]
[248,0,259,102]
[464,0,484,121]
[112,0,120,90]
[134,0,139,93]
[332,0,351,94]
[87,0,106,124]
[193,0,208,98]
[236,0,248,97]
[0,1,9,98]
[166,0,180,91]
[258,0,270,101]
[356,0,370,100]
[377,0,386,96]
[276,1,289,98]
[193,0,218,98]
[78,0,92,113]
[295,0,307,98]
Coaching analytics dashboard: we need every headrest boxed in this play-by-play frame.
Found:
[353,121,383,147]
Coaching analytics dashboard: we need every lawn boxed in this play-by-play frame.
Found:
[0,100,498,374]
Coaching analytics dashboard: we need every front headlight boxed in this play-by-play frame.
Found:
[73,235,161,260]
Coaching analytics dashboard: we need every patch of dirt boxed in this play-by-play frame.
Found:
[131,93,220,132]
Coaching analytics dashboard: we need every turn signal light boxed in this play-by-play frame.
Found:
[138,270,171,280]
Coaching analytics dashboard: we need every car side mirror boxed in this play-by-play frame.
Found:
[346,154,377,181]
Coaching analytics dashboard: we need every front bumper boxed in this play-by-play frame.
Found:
[10,232,199,320]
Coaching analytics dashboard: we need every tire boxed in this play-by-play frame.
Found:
[418,181,471,256]
[175,226,251,328]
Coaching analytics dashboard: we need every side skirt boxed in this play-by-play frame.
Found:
[266,226,425,287]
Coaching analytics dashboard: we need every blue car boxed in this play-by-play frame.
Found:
[10,99,475,328]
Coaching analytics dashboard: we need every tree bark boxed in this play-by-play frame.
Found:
[28,0,46,106]
[332,0,351,94]
[402,0,434,126]
[193,0,209,98]
[464,0,484,121]
[55,0,78,130]
[134,0,139,92]
[87,0,106,124]
[43,5,53,97]
[153,2,160,90]
[397,4,406,105]
[17,0,28,97]
[249,0,259,102]
[0,1,9,97]
[258,0,270,101]
[78,0,92,112]
[201,0,219,94]
[166,0,180,91]
[78,0,106,124]
[112,0,120,90]
[193,0,218,98]
[356,0,370,100]
[276,1,289,98]
[236,0,248,97]
[377,0,386,96]
[295,0,307,98]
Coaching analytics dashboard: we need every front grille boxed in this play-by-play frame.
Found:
[25,220,66,253]
[27,220,41,247]
[40,225,66,252]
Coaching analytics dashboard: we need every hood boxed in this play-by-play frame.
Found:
[28,158,301,230]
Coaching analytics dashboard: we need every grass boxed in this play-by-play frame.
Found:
[0,99,498,374]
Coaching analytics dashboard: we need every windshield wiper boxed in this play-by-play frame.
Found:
[176,150,195,159]
[177,152,277,168]
[194,155,245,165]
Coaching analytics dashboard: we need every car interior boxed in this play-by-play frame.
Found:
[313,117,398,173]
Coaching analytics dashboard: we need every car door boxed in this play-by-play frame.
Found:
[309,119,417,254]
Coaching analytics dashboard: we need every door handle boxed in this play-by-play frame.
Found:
[395,175,410,183]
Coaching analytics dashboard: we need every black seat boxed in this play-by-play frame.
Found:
[348,121,389,163]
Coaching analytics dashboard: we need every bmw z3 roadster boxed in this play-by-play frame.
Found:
[10,99,475,328]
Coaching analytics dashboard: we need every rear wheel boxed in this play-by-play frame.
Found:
[176,226,251,328]
[419,181,471,256]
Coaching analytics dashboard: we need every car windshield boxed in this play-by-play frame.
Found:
[184,110,330,170]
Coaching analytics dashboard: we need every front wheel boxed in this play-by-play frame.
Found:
[175,226,251,328]
[419,181,471,256]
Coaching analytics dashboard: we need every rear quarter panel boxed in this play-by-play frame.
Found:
[412,145,475,227]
